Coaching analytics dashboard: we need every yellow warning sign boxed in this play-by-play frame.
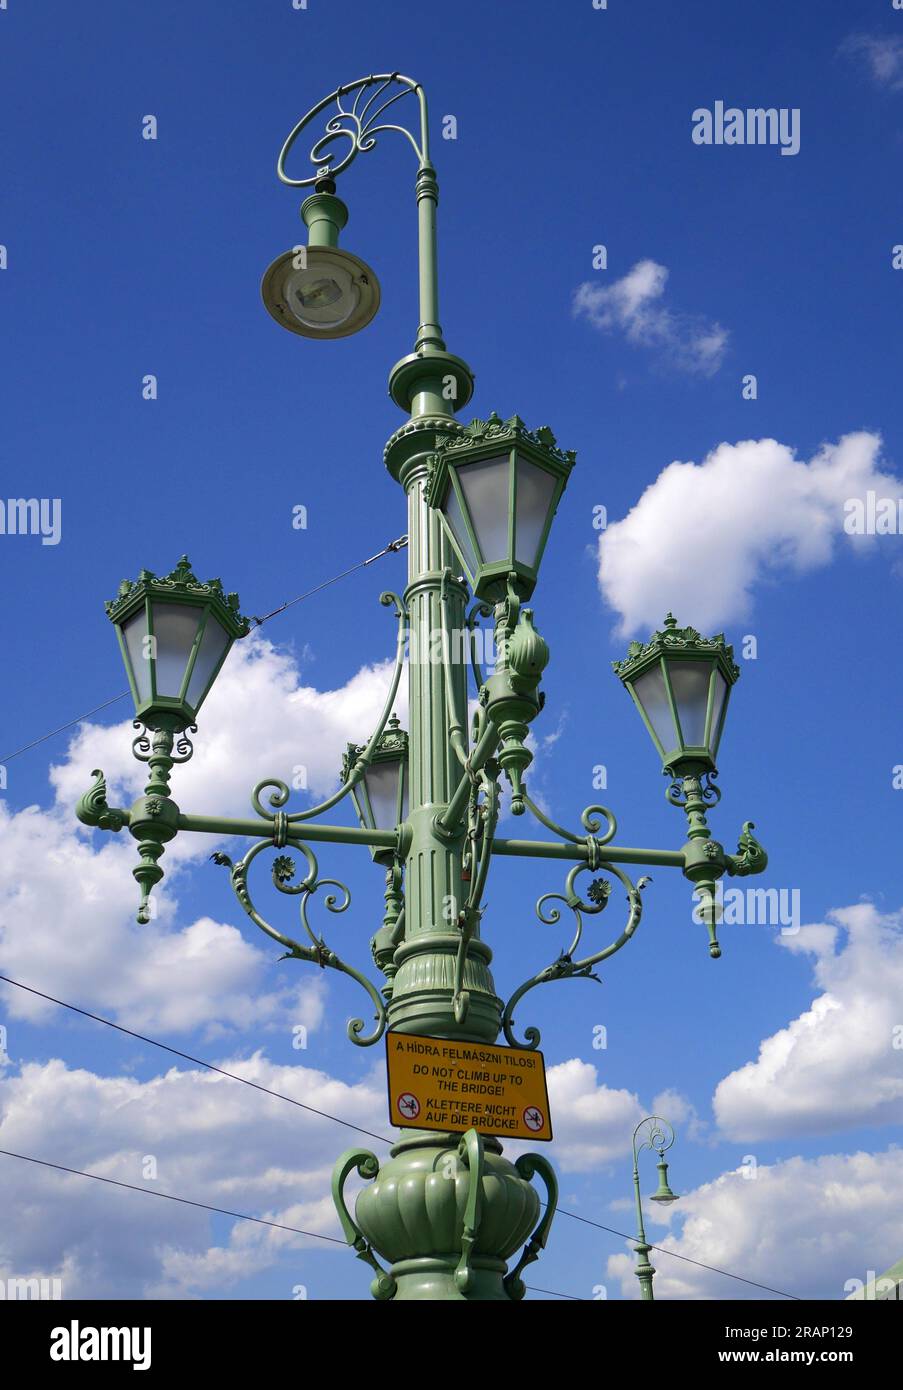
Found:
[385,1031,552,1141]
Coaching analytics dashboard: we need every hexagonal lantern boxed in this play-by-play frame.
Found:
[612,615,740,775]
[426,413,576,603]
[341,715,409,863]
[106,556,250,731]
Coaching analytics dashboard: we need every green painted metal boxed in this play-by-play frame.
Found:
[612,613,739,776]
[426,413,576,603]
[632,1117,678,1302]
[105,555,249,732]
[300,189,348,249]
[342,713,409,865]
[76,73,772,1303]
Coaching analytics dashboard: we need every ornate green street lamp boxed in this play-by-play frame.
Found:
[77,72,770,1301]
[613,616,758,959]
[632,1116,678,1302]
[614,613,737,776]
[106,555,249,733]
[427,413,576,602]
[342,715,409,864]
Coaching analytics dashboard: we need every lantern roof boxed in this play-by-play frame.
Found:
[105,555,249,638]
[427,412,576,505]
[342,714,408,784]
[612,614,740,686]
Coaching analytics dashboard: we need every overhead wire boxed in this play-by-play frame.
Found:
[0,1148,580,1300]
[0,973,802,1300]
[0,535,408,765]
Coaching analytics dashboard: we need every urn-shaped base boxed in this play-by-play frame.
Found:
[335,1130,552,1301]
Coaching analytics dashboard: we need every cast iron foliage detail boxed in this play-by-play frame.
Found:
[612,612,740,683]
[105,554,247,629]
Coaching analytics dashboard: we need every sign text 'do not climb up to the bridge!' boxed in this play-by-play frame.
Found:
[385,1032,552,1141]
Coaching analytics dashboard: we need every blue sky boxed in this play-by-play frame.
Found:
[1,0,902,1301]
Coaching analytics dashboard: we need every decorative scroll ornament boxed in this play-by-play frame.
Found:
[276,73,428,188]
[666,768,721,807]
[213,838,387,1047]
[452,763,500,1024]
[75,770,128,832]
[725,820,768,876]
[501,862,651,1049]
[634,1115,676,1170]
[131,720,196,768]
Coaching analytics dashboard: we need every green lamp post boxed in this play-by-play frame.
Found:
[76,73,770,1301]
[631,1116,679,1302]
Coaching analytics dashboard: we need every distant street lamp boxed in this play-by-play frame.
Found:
[77,73,769,1300]
[632,1116,679,1301]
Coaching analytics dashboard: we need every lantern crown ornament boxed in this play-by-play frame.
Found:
[613,614,740,776]
[106,555,249,731]
[427,412,576,603]
[342,713,409,864]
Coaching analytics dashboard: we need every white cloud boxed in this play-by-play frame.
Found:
[650,1088,708,1144]
[0,636,404,1036]
[841,34,903,91]
[0,1052,386,1299]
[51,632,403,840]
[0,1052,653,1298]
[598,431,901,634]
[543,1059,645,1170]
[606,1147,903,1300]
[714,903,903,1142]
[573,260,729,377]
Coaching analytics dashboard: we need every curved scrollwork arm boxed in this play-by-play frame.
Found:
[452,766,500,1024]
[521,794,618,847]
[633,1115,675,1162]
[277,73,429,187]
[251,590,408,825]
[331,1150,396,1301]
[501,864,651,1049]
[465,598,493,694]
[503,1153,559,1301]
[213,840,387,1047]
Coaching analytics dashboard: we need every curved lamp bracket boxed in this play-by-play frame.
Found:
[501,862,650,1049]
[277,73,430,187]
[633,1115,676,1163]
[213,838,387,1047]
[252,589,408,827]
